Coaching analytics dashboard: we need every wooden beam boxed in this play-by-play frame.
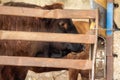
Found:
[106,0,114,79]
[106,36,113,80]
[0,30,96,44]
[107,0,113,3]
[0,56,92,70]
[0,6,96,19]
[106,56,113,80]
[91,9,99,80]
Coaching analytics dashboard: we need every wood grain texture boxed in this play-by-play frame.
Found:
[0,6,96,19]
[0,56,92,70]
[0,30,96,44]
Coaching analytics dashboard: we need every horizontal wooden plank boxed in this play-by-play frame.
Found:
[0,6,96,19]
[0,56,92,70]
[0,30,96,44]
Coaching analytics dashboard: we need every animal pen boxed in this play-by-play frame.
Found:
[0,2,113,80]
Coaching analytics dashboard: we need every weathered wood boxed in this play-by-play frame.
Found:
[106,56,113,80]
[106,36,113,80]
[0,56,92,70]
[0,6,96,19]
[0,30,96,44]
[106,0,114,79]
[91,9,99,80]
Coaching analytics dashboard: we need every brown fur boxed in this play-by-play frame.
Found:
[0,2,82,80]
[73,21,106,38]
[65,44,90,80]
[0,2,97,80]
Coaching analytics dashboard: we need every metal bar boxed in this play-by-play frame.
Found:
[0,56,92,70]
[90,0,107,28]
[106,3,113,35]
[104,38,107,79]
[0,6,96,19]
[106,56,113,80]
[106,36,113,57]
[106,0,114,80]
[0,30,96,44]
[91,9,99,80]
[106,36,113,80]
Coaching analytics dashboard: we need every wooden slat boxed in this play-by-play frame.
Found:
[91,9,99,80]
[0,56,92,70]
[0,30,96,44]
[0,6,96,19]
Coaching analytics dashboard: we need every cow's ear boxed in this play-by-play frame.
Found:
[58,21,68,30]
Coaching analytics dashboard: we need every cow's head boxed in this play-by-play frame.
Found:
[47,19,84,57]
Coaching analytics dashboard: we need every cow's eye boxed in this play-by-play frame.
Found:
[59,21,68,30]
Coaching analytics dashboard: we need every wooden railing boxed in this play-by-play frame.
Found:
[0,6,99,75]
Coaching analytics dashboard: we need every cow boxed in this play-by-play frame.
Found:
[0,2,84,80]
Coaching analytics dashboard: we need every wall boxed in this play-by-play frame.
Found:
[114,0,120,28]
[0,0,90,9]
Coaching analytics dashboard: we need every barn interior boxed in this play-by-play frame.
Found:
[0,0,120,80]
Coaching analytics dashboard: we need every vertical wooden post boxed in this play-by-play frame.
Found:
[106,36,113,80]
[106,0,114,80]
[91,9,99,80]
[90,0,107,79]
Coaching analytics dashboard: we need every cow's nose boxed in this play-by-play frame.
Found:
[67,43,84,52]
